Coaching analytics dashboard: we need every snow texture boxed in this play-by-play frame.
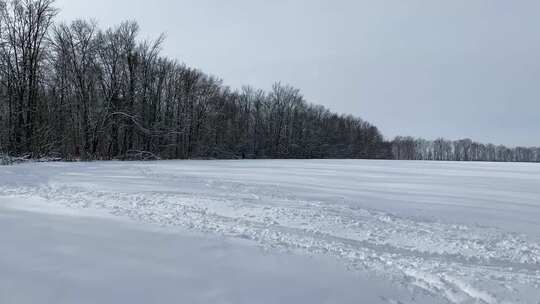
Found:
[1,160,540,303]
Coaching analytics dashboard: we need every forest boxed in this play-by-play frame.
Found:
[391,137,540,163]
[0,0,537,162]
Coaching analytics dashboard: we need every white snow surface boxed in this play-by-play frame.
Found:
[1,160,540,303]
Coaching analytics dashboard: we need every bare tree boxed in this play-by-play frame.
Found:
[0,0,57,155]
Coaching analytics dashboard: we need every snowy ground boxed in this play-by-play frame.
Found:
[1,160,540,303]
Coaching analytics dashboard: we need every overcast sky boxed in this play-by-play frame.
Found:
[55,0,540,147]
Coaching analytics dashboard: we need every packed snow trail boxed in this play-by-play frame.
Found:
[1,160,540,303]
[4,198,440,304]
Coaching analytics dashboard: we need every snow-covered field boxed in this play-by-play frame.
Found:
[1,160,540,303]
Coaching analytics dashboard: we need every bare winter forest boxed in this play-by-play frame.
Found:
[0,0,538,162]
[2,2,540,304]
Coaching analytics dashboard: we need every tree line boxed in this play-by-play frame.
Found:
[392,137,540,163]
[0,0,537,163]
[0,0,389,160]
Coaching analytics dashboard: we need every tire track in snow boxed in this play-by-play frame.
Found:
[1,182,539,304]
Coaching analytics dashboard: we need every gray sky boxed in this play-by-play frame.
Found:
[55,0,540,147]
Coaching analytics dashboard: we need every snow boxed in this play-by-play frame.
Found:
[1,160,540,303]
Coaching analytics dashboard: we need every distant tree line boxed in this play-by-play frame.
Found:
[0,0,388,160]
[0,1,537,163]
[392,137,540,163]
